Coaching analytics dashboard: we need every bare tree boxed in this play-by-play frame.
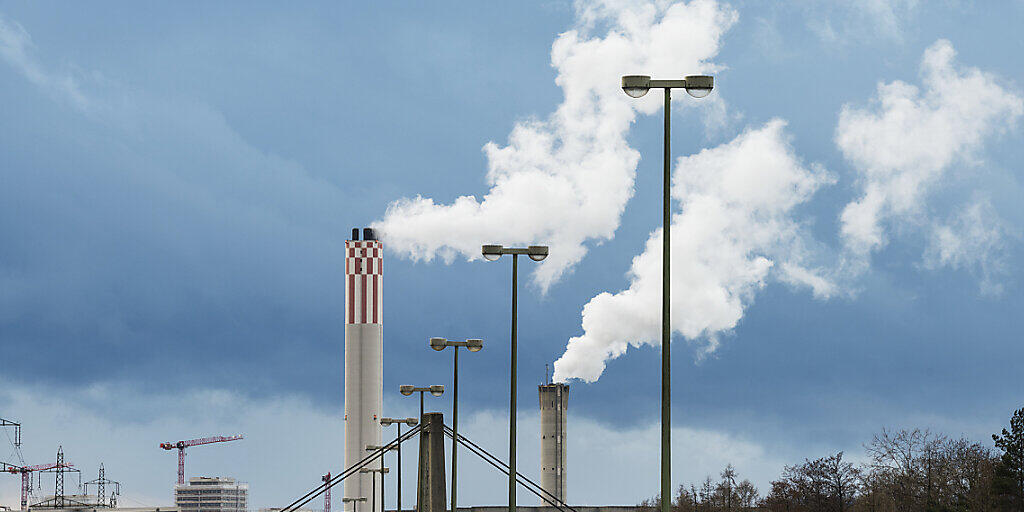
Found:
[720,465,737,512]
[734,479,759,511]
[819,452,860,512]
[865,428,946,511]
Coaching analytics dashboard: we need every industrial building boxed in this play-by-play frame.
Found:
[344,228,383,512]
[28,506,176,512]
[174,477,248,512]
[538,383,568,504]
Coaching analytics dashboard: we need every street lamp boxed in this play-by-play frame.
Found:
[398,385,444,420]
[363,445,392,512]
[620,73,714,512]
[479,244,548,512]
[379,417,417,512]
[430,337,484,512]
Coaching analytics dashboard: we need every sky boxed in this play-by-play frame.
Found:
[1,0,1024,509]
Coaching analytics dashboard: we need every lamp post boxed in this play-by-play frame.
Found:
[379,417,417,512]
[362,447,391,512]
[358,468,377,512]
[399,385,445,420]
[620,73,714,512]
[430,337,484,512]
[480,244,548,512]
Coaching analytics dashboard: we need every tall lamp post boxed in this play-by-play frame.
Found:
[362,447,391,512]
[398,385,445,421]
[379,417,417,512]
[620,73,714,512]
[480,244,549,512]
[430,337,484,512]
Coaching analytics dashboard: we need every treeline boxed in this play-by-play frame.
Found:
[638,407,1024,512]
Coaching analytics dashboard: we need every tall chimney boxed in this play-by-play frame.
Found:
[538,383,569,504]
[344,228,383,512]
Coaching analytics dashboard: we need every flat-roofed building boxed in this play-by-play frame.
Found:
[175,477,247,512]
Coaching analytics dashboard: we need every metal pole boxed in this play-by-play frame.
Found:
[397,424,402,512]
[371,471,376,512]
[661,87,672,512]
[380,457,385,512]
[510,253,518,512]
[451,346,459,512]
[420,393,424,422]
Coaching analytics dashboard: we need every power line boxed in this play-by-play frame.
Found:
[442,425,577,512]
[278,423,422,512]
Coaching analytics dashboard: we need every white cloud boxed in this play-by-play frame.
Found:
[553,120,835,383]
[837,39,1023,272]
[924,197,1014,296]
[804,0,920,44]
[0,383,789,509]
[0,14,89,110]
[373,0,737,291]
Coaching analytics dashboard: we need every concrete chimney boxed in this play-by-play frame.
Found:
[538,383,568,504]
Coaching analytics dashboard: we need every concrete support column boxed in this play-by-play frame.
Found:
[416,413,446,512]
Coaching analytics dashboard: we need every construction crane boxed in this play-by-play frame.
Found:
[2,461,74,510]
[322,473,330,512]
[159,434,243,485]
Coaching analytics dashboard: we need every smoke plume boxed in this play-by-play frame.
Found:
[553,120,835,382]
[374,0,737,290]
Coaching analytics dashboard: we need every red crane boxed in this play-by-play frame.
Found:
[2,461,74,510]
[322,473,331,512]
[159,434,243,485]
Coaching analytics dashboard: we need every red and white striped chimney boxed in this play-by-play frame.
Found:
[344,227,383,512]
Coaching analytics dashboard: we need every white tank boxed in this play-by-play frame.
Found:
[344,231,383,512]
[538,383,568,504]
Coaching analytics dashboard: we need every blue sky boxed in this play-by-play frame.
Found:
[2,0,1024,509]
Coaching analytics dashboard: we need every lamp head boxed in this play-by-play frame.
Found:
[405,417,419,425]
[621,75,651,98]
[684,75,714,98]
[466,338,483,352]
[482,244,503,261]
[379,418,393,426]
[527,245,549,261]
[429,337,447,351]
[429,385,445,397]
[399,385,414,396]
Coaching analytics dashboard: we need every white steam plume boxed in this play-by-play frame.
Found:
[374,0,737,290]
[553,120,835,382]
[837,39,1022,271]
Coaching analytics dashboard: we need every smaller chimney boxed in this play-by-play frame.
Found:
[363,228,377,241]
[351,228,360,241]
[539,383,569,504]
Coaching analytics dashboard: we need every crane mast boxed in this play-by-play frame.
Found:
[160,434,243,485]
[323,473,331,512]
[3,460,75,510]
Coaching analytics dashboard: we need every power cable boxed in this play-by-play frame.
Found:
[442,425,578,512]
[278,423,421,512]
